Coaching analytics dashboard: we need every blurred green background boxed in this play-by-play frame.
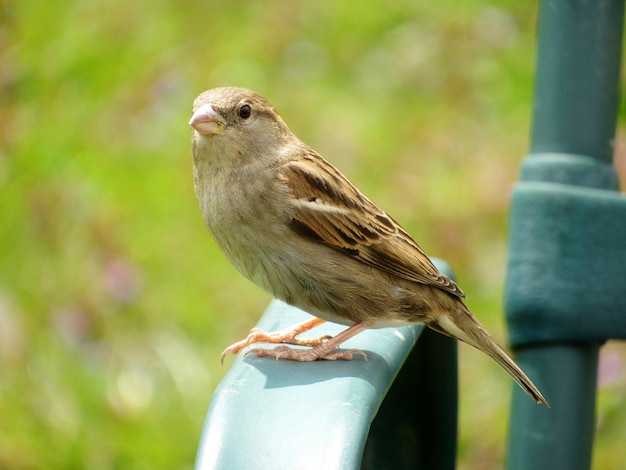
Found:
[2,1,626,468]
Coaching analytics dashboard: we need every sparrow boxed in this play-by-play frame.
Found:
[189,86,548,406]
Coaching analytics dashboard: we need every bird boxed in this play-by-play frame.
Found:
[189,86,548,406]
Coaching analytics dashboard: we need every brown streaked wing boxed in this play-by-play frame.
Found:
[280,153,466,298]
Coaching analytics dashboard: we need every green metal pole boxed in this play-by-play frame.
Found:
[531,0,624,163]
[505,1,624,469]
[508,345,600,469]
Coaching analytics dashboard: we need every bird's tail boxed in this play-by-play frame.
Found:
[430,303,549,407]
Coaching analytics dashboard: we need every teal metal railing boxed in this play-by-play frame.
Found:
[195,260,457,469]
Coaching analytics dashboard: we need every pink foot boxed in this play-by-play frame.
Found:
[221,318,328,362]
[249,345,367,361]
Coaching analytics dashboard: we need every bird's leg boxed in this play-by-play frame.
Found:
[249,322,368,361]
[221,317,329,362]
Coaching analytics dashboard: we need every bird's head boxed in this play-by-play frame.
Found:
[190,87,292,165]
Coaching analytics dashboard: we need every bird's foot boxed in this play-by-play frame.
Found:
[221,318,329,362]
[248,345,367,361]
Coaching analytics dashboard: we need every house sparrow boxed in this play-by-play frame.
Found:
[189,87,548,406]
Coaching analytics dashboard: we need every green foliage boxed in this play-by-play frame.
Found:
[1,0,624,468]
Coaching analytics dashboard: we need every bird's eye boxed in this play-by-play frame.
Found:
[238,104,251,119]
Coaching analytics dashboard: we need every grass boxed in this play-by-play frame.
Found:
[2,1,625,468]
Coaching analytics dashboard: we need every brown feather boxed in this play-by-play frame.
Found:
[280,152,466,298]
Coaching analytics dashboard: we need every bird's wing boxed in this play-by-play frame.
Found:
[279,153,466,298]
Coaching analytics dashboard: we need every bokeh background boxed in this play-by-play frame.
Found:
[2,1,626,468]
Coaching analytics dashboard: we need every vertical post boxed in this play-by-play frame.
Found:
[505,1,624,469]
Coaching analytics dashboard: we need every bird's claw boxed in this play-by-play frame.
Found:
[248,345,368,362]
[220,326,333,363]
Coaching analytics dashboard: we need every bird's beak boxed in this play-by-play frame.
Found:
[189,104,226,135]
